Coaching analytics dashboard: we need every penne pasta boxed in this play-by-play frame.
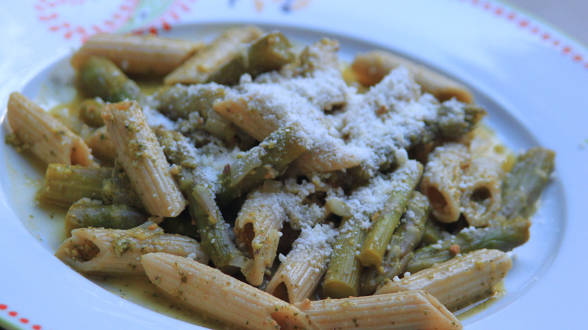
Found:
[376,249,512,311]
[213,81,361,173]
[235,181,288,286]
[6,92,94,166]
[141,252,317,330]
[164,26,263,85]
[460,126,513,227]
[102,101,186,217]
[71,33,203,76]
[84,126,116,162]
[265,224,337,303]
[351,50,474,103]
[421,143,469,223]
[297,290,461,329]
[56,222,208,274]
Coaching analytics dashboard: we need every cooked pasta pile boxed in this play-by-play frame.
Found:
[5,26,555,329]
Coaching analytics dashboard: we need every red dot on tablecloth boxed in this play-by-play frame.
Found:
[20,318,29,324]
[33,325,42,330]
[0,304,7,310]
[8,311,17,317]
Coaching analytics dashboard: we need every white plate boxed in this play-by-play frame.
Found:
[1,1,587,329]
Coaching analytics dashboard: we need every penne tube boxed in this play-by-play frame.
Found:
[164,26,263,85]
[102,101,186,217]
[376,249,512,312]
[85,126,116,162]
[56,222,208,274]
[460,127,512,227]
[265,224,336,303]
[213,87,361,173]
[6,92,94,166]
[421,143,469,223]
[235,181,288,286]
[71,33,203,76]
[141,252,317,330]
[297,290,461,330]
[351,50,474,103]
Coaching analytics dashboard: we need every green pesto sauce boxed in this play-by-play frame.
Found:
[456,281,505,321]
[90,275,226,329]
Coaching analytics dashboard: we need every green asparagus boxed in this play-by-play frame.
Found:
[500,147,555,219]
[322,218,364,298]
[208,32,295,85]
[154,84,253,147]
[360,191,430,294]
[65,198,146,234]
[156,128,248,273]
[421,219,448,245]
[78,99,105,127]
[217,125,306,204]
[160,215,199,239]
[406,216,530,273]
[78,56,141,102]
[359,160,423,267]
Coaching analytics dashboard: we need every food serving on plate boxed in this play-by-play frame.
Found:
[4,26,555,329]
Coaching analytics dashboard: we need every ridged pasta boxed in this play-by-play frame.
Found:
[141,252,317,329]
[6,92,94,166]
[102,101,186,217]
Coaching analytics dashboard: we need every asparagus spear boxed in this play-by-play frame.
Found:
[406,216,530,273]
[432,103,486,141]
[78,99,105,127]
[421,219,448,245]
[217,124,306,204]
[359,160,423,267]
[78,56,141,102]
[322,218,364,298]
[208,32,295,85]
[154,84,226,120]
[155,128,248,273]
[153,84,253,147]
[360,191,430,295]
[160,215,200,239]
[500,147,555,219]
[65,198,146,234]
[37,164,142,209]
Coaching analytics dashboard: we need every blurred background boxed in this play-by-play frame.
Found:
[509,0,588,45]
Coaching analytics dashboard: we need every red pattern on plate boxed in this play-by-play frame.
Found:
[0,303,42,329]
[35,0,141,41]
[460,0,588,69]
